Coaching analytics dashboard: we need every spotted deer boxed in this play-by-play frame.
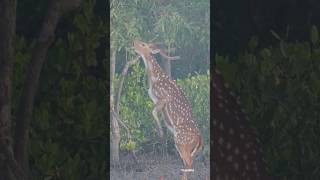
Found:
[213,68,272,180]
[133,40,203,180]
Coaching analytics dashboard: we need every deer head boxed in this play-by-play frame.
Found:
[133,40,180,60]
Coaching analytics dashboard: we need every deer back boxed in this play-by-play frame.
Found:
[213,69,271,180]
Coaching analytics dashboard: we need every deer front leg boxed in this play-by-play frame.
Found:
[152,99,168,138]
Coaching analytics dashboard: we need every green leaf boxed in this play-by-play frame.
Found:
[259,48,271,59]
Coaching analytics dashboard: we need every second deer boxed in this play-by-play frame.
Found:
[133,40,203,180]
[213,68,272,180]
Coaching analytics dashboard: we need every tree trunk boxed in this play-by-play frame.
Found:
[14,0,81,175]
[115,57,140,114]
[110,48,120,164]
[163,46,172,78]
[0,0,19,179]
[163,60,171,78]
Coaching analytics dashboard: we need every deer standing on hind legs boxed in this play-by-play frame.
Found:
[213,68,273,180]
[133,40,203,180]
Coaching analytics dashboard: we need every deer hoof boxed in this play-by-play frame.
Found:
[181,169,194,172]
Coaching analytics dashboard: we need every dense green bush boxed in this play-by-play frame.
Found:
[13,1,107,179]
[215,26,320,180]
[116,62,210,156]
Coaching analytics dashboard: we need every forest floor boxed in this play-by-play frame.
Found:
[110,146,210,180]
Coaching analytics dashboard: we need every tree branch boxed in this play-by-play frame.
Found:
[0,0,23,179]
[111,56,140,142]
[115,56,140,114]
[112,56,140,162]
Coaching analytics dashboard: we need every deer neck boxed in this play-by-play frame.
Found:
[140,54,164,85]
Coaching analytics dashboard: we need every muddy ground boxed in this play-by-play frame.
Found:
[110,146,210,180]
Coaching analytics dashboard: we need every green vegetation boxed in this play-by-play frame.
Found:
[215,26,320,180]
[110,0,210,164]
[12,0,210,178]
[10,0,320,179]
[111,0,210,77]
[13,1,107,179]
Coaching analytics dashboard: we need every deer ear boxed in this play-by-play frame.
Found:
[151,49,161,54]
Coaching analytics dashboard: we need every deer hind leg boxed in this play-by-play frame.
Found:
[152,98,168,138]
[180,150,193,180]
[175,143,186,165]
[191,135,204,159]
[175,143,194,180]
